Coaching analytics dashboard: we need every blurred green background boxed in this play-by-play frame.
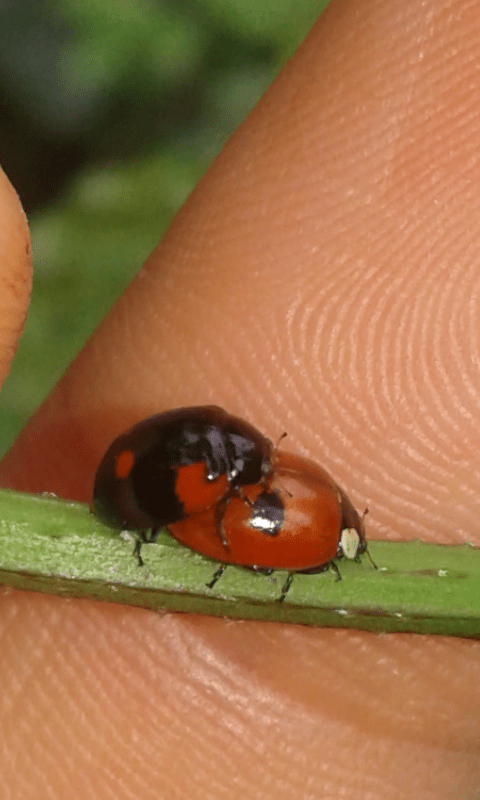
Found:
[0,0,328,457]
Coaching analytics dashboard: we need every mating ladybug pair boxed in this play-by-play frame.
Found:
[93,406,369,600]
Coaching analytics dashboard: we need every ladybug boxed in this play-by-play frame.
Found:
[169,451,370,601]
[93,406,273,563]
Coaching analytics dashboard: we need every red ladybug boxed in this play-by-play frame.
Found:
[93,406,273,563]
[169,451,369,600]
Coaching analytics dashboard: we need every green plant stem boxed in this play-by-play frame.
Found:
[0,488,478,638]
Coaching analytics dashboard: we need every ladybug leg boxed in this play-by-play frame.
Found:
[329,560,342,581]
[252,566,292,602]
[133,529,159,567]
[363,545,378,569]
[278,572,294,602]
[206,563,227,589]
[133,535,145,567]
[236,486,255,507]
[213,483,254,548]
[214,497,232,548]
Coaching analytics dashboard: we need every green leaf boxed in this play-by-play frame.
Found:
[0,488,478,638]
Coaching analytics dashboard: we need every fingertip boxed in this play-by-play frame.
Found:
[0,168,32,387]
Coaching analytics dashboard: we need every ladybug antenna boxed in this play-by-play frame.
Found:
[272,431,293,497]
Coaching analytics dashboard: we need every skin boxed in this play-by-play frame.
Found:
[0,0,479,796]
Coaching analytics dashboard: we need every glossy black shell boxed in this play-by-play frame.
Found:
[93,405,273,530]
